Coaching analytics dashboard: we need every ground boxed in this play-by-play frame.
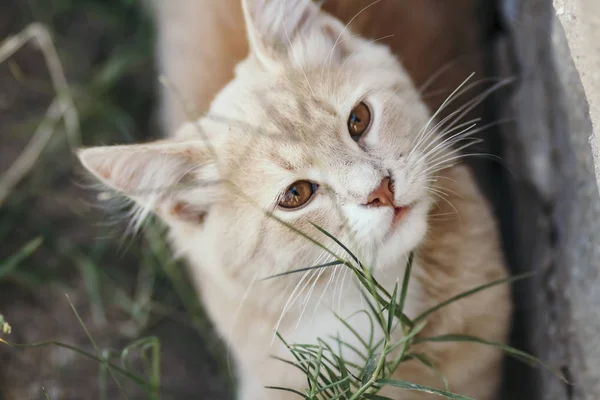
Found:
[0,1,233,399]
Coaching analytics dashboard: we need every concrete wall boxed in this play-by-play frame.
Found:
[554,0,600,192]
[497,0,600,398]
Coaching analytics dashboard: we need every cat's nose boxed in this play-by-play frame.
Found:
[365,177,395,207]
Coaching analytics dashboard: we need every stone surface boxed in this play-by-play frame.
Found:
[496,0,600,399]
[553,0,600,194]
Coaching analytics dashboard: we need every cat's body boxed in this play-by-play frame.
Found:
[80,1,511,399]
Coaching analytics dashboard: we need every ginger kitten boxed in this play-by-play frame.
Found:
[79,1,511,399]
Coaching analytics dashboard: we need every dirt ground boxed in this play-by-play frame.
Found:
[0,1,233,399]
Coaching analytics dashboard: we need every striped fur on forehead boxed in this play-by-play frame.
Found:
[252,72,338,120]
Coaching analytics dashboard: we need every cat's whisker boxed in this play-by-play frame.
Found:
[316,180,363,258]
[335,34,396,84]
[311,261,340,323]
[426,186,457,204]
[418,51,485,94]
[419,138,483,173]
[422,175,460,185]
[426,214,460,222]
[425,152,502,178]
[416,138,485,177]
[411,82,488,158]
[422,83,510,156]
[426,190,461,222]
[408,72,477,161]
[295,266,327,330]
[329,250,350,313]
[433,118,513,154]
[271,267,317,345]
[419,122,479,162]
[323,34,355,83]
[419,104,482,146]
[323,0,383,81]
[337,262,352,314]
[422,181,464,200]
[421,118,511,170]
[415,114,480,157]
[417,78,512,156]
[420,87,453,100]
[411,76,509,158]
[228,267,262,371]
[427,116,481,143]
[438,78,513,137]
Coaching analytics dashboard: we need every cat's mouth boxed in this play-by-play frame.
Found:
[377,203,413,243]
[392,204,411,228]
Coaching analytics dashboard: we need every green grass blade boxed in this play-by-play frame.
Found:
[333,311,371,352]
[326,387,352,400]
[65,294,129,399]
[265,386,306,398]
[0,337,153,388]
[311,223,360,265]
[387,282,399,337]
[262,260,344,281]
[405,352,449,391]
[397,253,414,321]
[0,237,43,279]
[376,379,475,399]
[329,335,368,363]
[314,376,351,394]
[385,320,428,355]
[413,272,533,324]
[351,267,413,329]
[118,336,161,398]
[361,354,378,387]
[413,334,566,382]
[271,356,311,375]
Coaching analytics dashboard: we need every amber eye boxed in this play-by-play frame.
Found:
[348,102,371,140]
[279,181,318,209]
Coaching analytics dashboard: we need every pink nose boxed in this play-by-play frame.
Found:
[365,177,395,207]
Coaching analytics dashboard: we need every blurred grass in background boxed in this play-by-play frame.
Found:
[0,0,232,398]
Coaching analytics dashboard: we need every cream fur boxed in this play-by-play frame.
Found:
[79,1,511,399]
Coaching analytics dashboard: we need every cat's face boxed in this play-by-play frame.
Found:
[79,0,440,291]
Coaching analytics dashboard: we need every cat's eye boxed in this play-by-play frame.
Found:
[279,181,318,209]
[348,102,372,141]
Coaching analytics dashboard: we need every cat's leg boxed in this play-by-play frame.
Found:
[154,0,248,134]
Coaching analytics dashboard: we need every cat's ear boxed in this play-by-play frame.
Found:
[77,133,222,225]
[242,0,349,67]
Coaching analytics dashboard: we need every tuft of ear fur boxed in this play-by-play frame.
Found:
[241,0,351,68]
[77,137,221,227]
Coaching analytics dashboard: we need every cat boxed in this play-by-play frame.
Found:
[78,0,511,399]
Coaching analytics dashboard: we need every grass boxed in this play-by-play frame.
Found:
[262,228,555,399]
[0,217,554,399]
[0,1,561,399]
[0,0,231,398]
